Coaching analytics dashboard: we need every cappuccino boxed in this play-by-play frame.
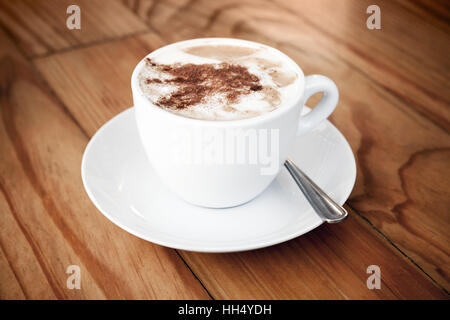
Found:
[138,39,301,121]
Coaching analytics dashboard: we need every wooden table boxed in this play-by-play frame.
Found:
[0,0,448,299]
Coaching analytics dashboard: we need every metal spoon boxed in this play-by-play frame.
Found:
[284,158,348,223]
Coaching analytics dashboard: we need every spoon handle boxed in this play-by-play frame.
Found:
[284,158,348,223]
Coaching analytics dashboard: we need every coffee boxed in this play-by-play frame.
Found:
[138,39,300,121]
[132,38,339,207]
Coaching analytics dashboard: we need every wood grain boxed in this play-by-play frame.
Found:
[0,27,209,299]
[274,0,450,130]
[0,231,27,299]
[180,210,446,299]
[33,32,447,299]
[0,0,148,57]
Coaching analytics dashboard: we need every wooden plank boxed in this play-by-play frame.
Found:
[0,0,148,57]
[271,0,450,129]
[34,32,447,298]
[0,178,60,299]
[122,0,191,38]
[37,31,165,135]
[123,0,450,292]
[180,210,446,299]
[0,239,27,299]
[0,28,209,299]
[395,0,450,31]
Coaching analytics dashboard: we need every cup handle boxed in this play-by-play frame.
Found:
[297,75,339,135]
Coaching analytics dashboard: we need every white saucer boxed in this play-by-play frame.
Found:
[81,107,356,252]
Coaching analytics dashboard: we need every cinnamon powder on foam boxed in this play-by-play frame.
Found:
[143,58,263,109]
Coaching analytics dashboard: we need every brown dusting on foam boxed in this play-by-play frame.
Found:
[222,105,237,113]
[269,70,297,87]
[239,57,281,70]
[145,78,162,84]
[143,58,262,109]
[261,86,281,108]
[183,45,256,61]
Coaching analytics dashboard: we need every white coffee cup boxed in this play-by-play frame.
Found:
[132,38,338,208]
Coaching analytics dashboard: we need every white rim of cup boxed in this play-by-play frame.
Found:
[131,37,305,127]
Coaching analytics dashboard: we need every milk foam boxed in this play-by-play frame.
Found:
[138,39,301,121]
